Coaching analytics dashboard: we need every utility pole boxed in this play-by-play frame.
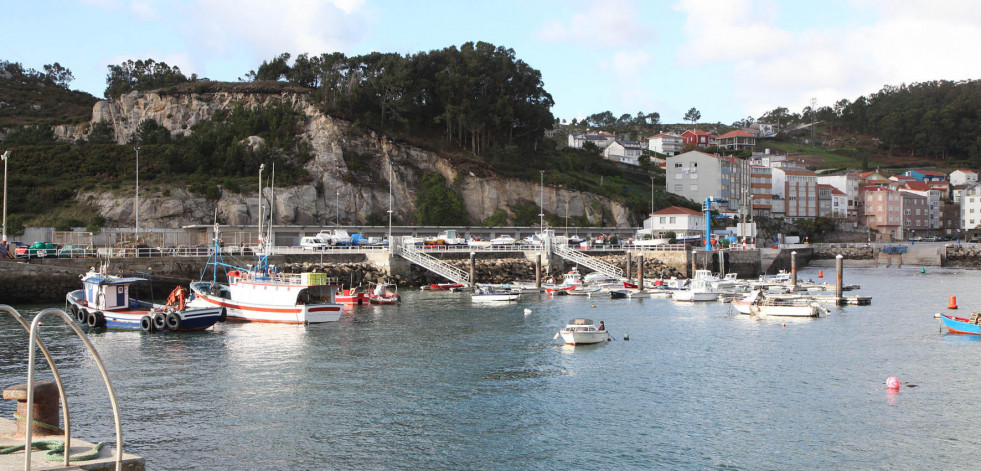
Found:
[2,151,8,244]
[134,146,140,247]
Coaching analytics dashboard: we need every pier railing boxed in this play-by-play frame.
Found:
[396,242,471,286]
[552,243,624,279]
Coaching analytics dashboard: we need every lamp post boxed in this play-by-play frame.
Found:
[539,170,545,232]
[388,161,393,253]
[258,164,265,251]
[336,190,340,228]
[134,146,140,248]
[2,150,8,244]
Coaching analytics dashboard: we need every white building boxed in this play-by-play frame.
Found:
[950,169,978,186]
[641,206,705,239]
[567,133,614,150]
[647,133,684,156]
[602,140,643,166]
[961,183,981,230]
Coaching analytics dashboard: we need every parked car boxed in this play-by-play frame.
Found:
[27,242,58,258]
[300,236,330,250]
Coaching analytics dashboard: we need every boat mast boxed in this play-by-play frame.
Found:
[258,164,265,256]
[269,162,275,251]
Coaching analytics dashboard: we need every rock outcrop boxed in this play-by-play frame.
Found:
[61,90,633,228]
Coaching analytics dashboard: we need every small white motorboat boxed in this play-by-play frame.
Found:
[555,318,609,345]
[471,287,520,302]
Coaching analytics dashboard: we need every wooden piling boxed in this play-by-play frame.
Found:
[638,254,645,292]
[791,251,797,291]
[626,251,632,283]
[469,252,476,286]
[836,254,844,305]
[535,253,541,289]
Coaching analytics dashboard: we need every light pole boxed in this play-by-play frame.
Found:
[650,175,655,215]
[2,150,8,244]
[336,190,340,228]
[258,164,265,251]
[388,161,393,253]
[134,146,140,248]
[539,170,545,232]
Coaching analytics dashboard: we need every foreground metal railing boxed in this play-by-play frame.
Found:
[1,306,124,471]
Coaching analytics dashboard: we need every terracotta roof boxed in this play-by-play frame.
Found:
[891,175,916,181]
[650,206,703,216]
[683,129,716,137]
[902,181,931,191]
[717,130,756,139]
[829,187,846,195]
[917,169,946,177]
[954,169,978,174]
[858,171,877,178]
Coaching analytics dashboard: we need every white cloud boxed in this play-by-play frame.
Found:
[674,0,981,118]
[180,0,372,59]
[537,0,653,47]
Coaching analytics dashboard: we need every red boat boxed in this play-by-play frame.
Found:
[545,286,578,295]
[428,283,463,291]
[369,283,400,305]
[622,281,638,289]
[336,287,371,305]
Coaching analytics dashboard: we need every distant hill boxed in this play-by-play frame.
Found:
[0,61,97,128]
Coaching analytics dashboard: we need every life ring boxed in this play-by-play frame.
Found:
[139,316,153,332]
[153,312,167,331]
[87,311,105,329]
[218,307,227,323]
[165,312,182,330]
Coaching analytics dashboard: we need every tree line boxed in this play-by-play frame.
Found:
[242,42,555,156]
[754,80,981,165]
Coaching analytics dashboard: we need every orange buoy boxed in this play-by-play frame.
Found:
[948,296,958,310]
[886,377,900,389]
[818,270,824,278]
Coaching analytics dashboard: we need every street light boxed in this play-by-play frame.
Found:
[388,161,394,252]
[539,170,545,232]
[336,190,340,228]
[258,164,265,251]
[134,146,140,248]
[2,150,8,244]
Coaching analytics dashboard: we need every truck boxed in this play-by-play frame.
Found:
[316,229,353,246]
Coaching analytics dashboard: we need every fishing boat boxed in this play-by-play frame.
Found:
[673,270,724,302]
[66,265,224,332]
[609,290,629,299]
[369,283,400,305]
[489,235,517,245]
[939,312,981,334]
[336,286,371,305]
[471,287,520,302]
[733,290,827,317]
[555,318,609,345]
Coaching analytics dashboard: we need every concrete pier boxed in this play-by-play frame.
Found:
[0,418,144,470]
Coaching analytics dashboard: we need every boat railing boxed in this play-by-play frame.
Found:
[1,305,123,470]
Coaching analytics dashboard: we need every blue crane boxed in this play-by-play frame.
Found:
[702,197,729,251]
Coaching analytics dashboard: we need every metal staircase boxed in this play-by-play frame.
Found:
[552,243,624,279]
[397,242,471,286]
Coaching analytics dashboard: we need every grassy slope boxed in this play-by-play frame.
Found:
[0,76,97,128]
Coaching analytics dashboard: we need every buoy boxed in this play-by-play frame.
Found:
[782,323,786,327]
[920,267,926,274]
[592,305,596,308]
[818,270,823,278]
[934,312,941,319]
[623,333,629,341]
[523,308,532,315]
[886,376,900,390]
[948,296,958,310]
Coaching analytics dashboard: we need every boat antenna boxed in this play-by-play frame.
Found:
[268,162,275,251]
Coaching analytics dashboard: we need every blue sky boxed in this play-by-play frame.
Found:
[5,0,981,124]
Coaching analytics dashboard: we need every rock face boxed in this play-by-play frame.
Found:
[63,90,634,228]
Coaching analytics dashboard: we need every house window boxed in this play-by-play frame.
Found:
[690,185,698,191]
[905,209,911,215]
[669,217,676,224]
[674,184,683,192]
[675,174,682,180]
[675,163,682,168]
[690,173,697,179]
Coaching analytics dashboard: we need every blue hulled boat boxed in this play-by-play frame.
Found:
[939,313,981,335]
[66,265,225,332]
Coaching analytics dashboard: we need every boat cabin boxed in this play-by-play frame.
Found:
[82,274,147,311]
[564,318,599,331]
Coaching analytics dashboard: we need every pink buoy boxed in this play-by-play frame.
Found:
[886,377,900,389]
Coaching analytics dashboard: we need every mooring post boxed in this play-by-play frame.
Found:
[791,251,797,291]
[836,254,844,305]
[637,254,645,292]
[535,253,542,289]
[626,250,632,283]
[719,249,725,277]
[469,252,476,286]
[691,249,697,277]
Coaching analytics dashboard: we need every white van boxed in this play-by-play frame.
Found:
[300,237,329,250]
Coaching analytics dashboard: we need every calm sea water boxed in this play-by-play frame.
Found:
[3,266,981,470]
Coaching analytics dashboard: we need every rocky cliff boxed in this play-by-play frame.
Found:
[62,90,631,228]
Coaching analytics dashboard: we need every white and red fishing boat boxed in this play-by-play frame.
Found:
[336,286,371,305]
[369,283,400,305]
[188,167,342,324]
[427,282,463,291]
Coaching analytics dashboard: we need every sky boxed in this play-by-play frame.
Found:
[5,0,981,125]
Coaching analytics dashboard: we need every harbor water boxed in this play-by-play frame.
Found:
[3,266,981,469]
